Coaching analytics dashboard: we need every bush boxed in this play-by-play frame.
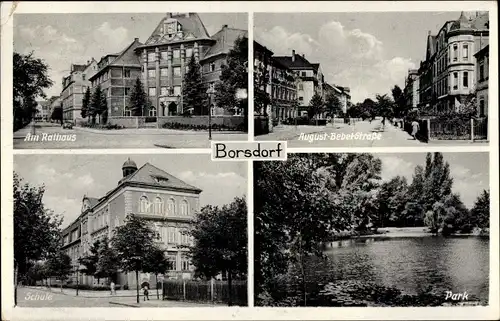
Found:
[61,284,115,291]
[161,122,242,132]
[80,122,124,130]
[123,284,129,290]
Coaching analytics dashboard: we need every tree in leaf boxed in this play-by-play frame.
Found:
[50,104,63,125]
[470,190,490,231]
[81,87,91,120]
[308,92,324,120]
[424,201,445,234]
[90,85,107,124]
[96,237,119,284]
[375,94,394,125]
[129,77,147,116]
[254,50,271,116]
[14,173,62,303]
[46,250,72,292]
[182,55,207,115]
[187,197,247,306]
[78,239,100,284]
[377,176,409,227]
[143,246,171,299]
[13,52,54,131]
[324,92,342,117]
[112,215,159,303]
[391,85,407,118]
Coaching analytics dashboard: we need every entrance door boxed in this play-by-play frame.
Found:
[168,102,177,116]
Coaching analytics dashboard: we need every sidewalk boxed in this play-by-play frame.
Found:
[109,296,223,308]
[370,121,424,146]
[74,126,246,136]
[27,286,141,298]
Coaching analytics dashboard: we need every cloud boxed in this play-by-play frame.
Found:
[379,156,415,181]
[178,171,246,207]
[93,22,129,54]
[255,21,415,102]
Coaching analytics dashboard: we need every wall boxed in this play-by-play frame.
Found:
[128,189,199,217]
[157,116,244,129]
[107,116,139,128]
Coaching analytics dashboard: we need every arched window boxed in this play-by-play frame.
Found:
[154,197,164,214]
[140,196,149,213]
[123,106,131,117]
[180,200,189,216]
[149,106,157,117]
[167,198,176,216]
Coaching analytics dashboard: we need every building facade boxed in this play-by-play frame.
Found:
[474,44,489,117]
[61,158,202,288]
[88,13,247,120]
[35,100,50,121]
[61,60,98,123]
[323,83,351,115]
[404,69,420,109]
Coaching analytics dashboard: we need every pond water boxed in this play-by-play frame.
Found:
[305,236,489,303]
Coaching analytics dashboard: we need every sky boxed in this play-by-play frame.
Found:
[378,152,489,209]
[255,11,469,103]
[13,12,248,98]
[14,154,247,227]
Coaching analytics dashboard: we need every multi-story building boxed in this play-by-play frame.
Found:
[416,11,489,113]
[61,59,98,123]
[61,158,202,288]
[89,13,247,120]
[35,100,50,121]
[269,56,298,121]
[323,83,351,114]
[61,217,82,284]
[404,69,420,109]
[474,44,489,117]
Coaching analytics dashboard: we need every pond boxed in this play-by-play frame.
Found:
[305,236,489,303]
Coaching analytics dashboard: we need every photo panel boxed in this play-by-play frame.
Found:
[254,152,490,307]
[13,12,249,149]
[253,11,490,148]
[13,153,248,307]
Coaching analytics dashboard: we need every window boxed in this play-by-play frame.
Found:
[124,69,131,78]
[149,87,156,96]
[123,106,131,116]
[149,106,157,117]
[154,197,164,214]
[82,74,86,81]
[185,66,189,74]
[453,72,458,90]
[140,196,149,213]
[299,96,304,101]
[181,256,190,271]
[160,68,168,77]
[148,69,156,78]
[161,51,168,61]
[125,87,131,96]
[210,63,215,72]
[148,52,156,62]
[173,86,181,96]
[185,48,193,58]
[453,44,458,61]
[180,200,189,216]
[167,253,177,270]
[161,87,168,96]
[173,49,180,59]
[298,83,303,90]
[173,67,181,77]
[167,199,176,215]
[479,63,484,81]
[167,227,176,243]
[479,99,485,117]
[463,71,468,88]
[463,44,469,60]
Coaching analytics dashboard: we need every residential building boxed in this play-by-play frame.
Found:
[61,158,202,288]
[35,100,50,121]
[253,40,274,117]
[474,44,489,117]
[269,56,298,121]
[323,83,351,114]
[61,59,98,123]
[404,69,420,109]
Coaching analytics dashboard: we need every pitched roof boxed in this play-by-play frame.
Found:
[89,38,143,80]
[273,54,315,70]
[311,63,320,71]
[123,163,202,193]
[142,13,212,46]
[471,12,489,30]
[203,27,248,59]
[72,64,87,72]
[86,197,100,208]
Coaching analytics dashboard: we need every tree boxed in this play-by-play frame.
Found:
[187,197,247,306]
[14,173,62,303]
[324,92,342,117]
[46,250,72,292]
[377,176,409,227]
[13,52,53,131]
[391,85,407,118]
[143,246,171,299]
[81,87,91,120]
[90,85,107,124]
[471,190,490,231]
[360,98,376,120]
[96,237,119,284]
[214,36,248,122]
[254,52,271,116]
[308,92,324,121]
[129,77,147,116]
[182,55,206,115]
[112,215,159,303]
[78,239,100,283]
[374,94,394,125]
[50,105,63,125]
[424,201,445,234]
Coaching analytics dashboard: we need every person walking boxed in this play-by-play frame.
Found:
[411,120,420,140]
[143,285,150,301]
[110,281,115,296]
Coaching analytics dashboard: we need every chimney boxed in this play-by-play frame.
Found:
[292,50,295,62]
[222,24,228,29]
[167,13,172,18]
[134,37,139,41]
[302,54,305,58]
[428,30,431,36]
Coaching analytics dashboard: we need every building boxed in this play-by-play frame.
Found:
[323,83,351,114]
[416,11,489,113]
[61,158,202,288]
[89,13,247,121]
[474,44,489,117]
[48,96,62,122]
[404,69,420,109]
[273,50,324,117]
[35,100,50,121]
[61,59,98,123]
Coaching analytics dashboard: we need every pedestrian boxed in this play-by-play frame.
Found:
[143,285,149,301]
[110,281,115,296]
[411,119,420,140]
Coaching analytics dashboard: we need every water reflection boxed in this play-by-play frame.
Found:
[308,236,489,302]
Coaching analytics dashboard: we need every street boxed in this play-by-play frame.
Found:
[257,118,425,147]
[16,286,221,307]
[13,123,248,149]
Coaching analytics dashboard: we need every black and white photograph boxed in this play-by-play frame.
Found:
[254,12,490,147]
[13,12,249,149]
[254,152,490,307]
[13,154,248,307]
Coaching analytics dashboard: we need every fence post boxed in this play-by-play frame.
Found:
[183,280,186,301]
[426,119,431,142]
[470,118,474,142]
[210,278,214,303]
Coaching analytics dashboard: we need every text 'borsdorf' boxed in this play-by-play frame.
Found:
[211,142,287,161]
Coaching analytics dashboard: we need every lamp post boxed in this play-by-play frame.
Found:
[206,87,215,140]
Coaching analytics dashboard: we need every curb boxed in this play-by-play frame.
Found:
[109,301,140,308]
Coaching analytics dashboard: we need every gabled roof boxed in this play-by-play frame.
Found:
[426,34,437,60]
[72,64,87,73]
[85,196,100,208]
[273,54,315,70]
[141,13,212,47]
[311,63,320,71]
[123,162,202,193]
[203,27,248,60]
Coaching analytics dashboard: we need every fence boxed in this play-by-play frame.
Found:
[403,119,429,143]
[254,116,270,136]
[403,117,488,142]
[162,279,247,306]
[472,117,488,141]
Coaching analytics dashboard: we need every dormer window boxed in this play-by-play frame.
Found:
[164,21,177,36]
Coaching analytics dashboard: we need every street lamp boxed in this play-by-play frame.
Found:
[206,87,215,140]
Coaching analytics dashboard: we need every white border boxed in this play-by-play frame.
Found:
[2,1,499,320]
